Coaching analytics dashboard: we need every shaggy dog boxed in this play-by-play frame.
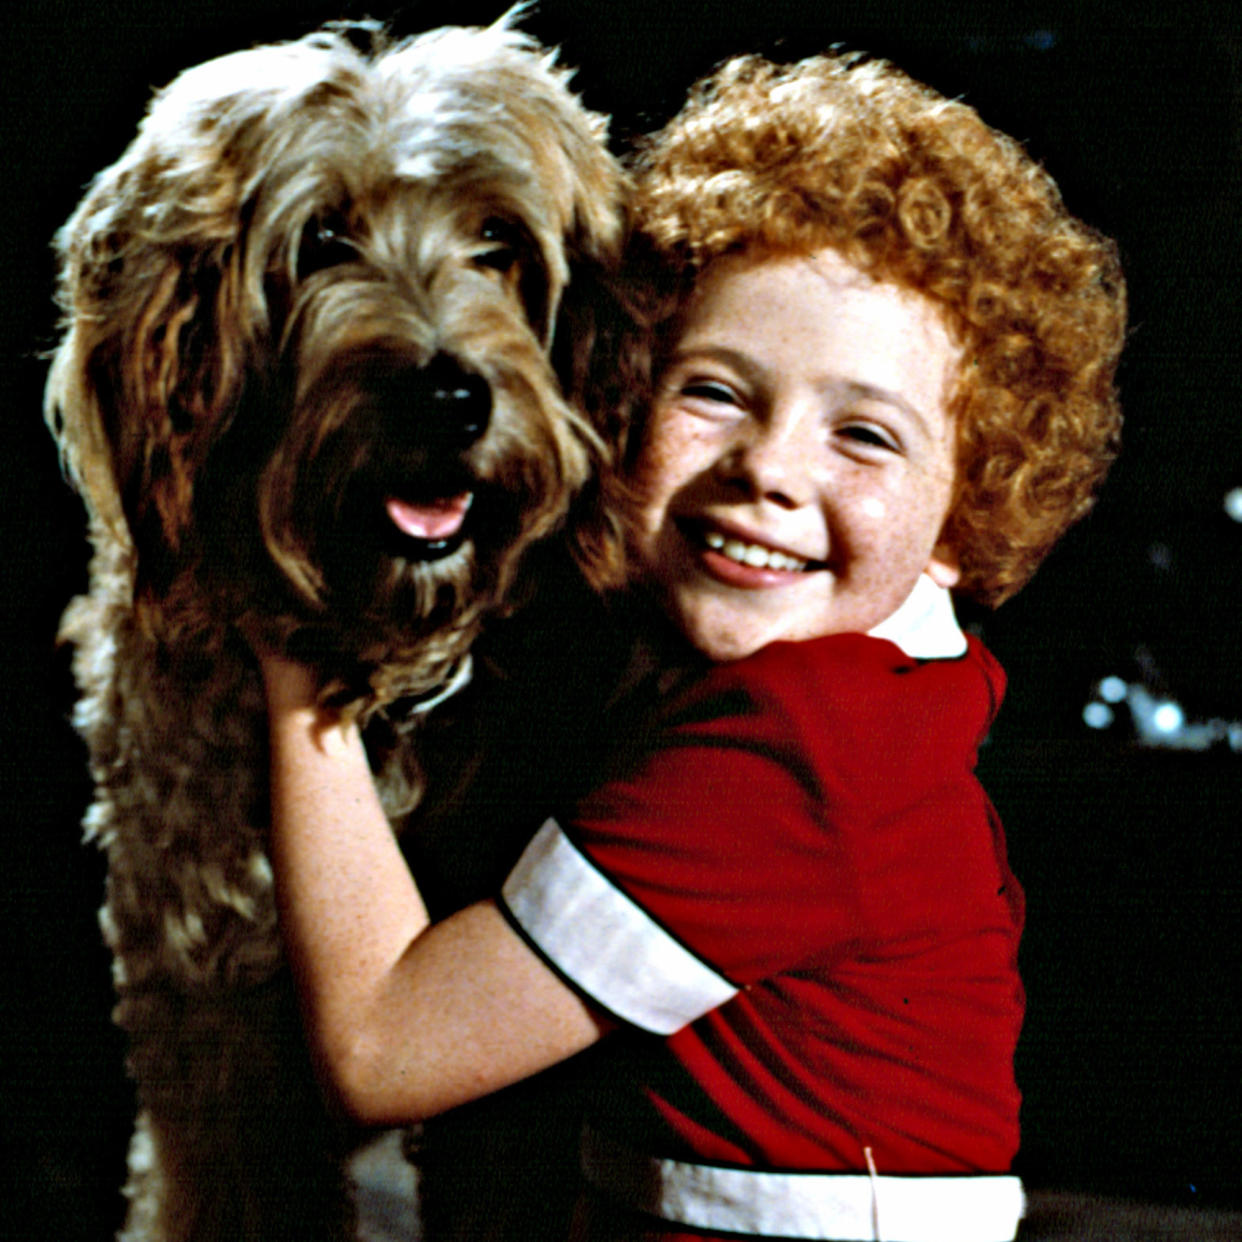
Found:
[45,17,624,1241]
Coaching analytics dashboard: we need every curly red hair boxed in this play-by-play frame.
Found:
[616,51,1126,606]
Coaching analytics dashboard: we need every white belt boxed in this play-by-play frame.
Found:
[581,1127,1025,1242]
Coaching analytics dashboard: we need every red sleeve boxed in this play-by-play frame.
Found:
[567,633,1002,985]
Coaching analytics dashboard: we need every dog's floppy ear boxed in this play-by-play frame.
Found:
[547,136,632,594]
[507,48,630,590]
[550,245,639,595]
[46,133,254,595]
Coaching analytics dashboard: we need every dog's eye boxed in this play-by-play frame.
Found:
[297,214,355,280]
[474,217,525,274]
[473,216,549,335]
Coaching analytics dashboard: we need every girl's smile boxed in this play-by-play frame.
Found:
[682,517,827,581]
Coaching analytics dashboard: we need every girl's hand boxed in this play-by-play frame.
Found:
[256,648,322,715]
[238,616,323,716]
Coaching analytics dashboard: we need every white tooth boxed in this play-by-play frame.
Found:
[700,526,809,571]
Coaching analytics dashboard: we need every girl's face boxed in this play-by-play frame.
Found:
[627,248,962,662]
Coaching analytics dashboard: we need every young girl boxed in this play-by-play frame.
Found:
[261,50,1124,1242]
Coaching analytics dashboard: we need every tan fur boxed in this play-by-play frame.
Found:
[46,17,624,1240]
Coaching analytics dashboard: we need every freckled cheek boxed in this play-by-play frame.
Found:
[631,422,714,506]
[625,438,693,551]
[849,489,943,571]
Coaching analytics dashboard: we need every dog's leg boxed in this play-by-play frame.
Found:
[78,614,358,1242]
[115,980,355,1242]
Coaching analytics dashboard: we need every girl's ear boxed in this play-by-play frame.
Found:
[925,542,961,589]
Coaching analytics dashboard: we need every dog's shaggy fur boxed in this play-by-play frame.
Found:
[46,18,624,1241]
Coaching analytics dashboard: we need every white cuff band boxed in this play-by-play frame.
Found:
[501,819,738,1034]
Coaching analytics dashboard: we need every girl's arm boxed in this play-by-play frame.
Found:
[262,655,609,1127]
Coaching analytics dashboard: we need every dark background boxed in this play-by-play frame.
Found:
[3,1,1240,1237]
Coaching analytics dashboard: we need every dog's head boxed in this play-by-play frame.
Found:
[46,17,626,704]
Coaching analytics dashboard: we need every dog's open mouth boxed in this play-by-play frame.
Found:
[383,490,473,560]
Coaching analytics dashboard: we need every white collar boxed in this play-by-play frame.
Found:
[866,574,967,661]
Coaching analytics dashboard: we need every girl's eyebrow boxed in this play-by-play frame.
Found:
[666,343,764,380]
[839,381,933,438]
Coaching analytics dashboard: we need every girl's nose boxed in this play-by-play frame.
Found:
[717,404,821,508]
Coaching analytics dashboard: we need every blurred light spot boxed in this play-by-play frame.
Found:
[1152,701,1185,734]
[1026,29,1057,50]
[1225,487,1242,523]
[1083,701,1114,729]
[1098,676,1128,703]
[1148,542,1173,571]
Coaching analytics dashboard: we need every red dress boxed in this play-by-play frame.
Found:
[501,589,1025,1241]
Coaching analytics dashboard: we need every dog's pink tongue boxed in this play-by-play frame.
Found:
[385,493,472,541]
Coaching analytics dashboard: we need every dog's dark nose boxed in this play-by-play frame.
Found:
[405,357,491,450]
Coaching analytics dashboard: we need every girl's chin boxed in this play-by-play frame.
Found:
[666,601,785,663]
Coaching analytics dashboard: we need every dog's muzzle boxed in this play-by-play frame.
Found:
[374,356,492,560]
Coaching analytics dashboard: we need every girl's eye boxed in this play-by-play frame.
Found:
[839,422,900,452]
[680,379,739,405]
